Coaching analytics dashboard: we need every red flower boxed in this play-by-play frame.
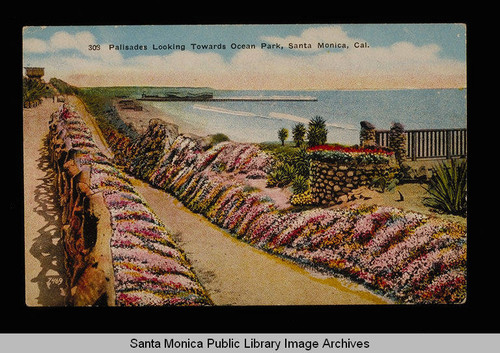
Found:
[307,144,393,155]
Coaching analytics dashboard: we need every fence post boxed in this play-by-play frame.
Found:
[411,131,417,161]
[360,121,376,147]
[389,122,407,165]
[445,129,452,159]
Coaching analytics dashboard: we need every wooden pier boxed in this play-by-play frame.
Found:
[138,95,317,102]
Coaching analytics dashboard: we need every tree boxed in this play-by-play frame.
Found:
[307,115,328,147]
[23,77,46,106]
[292,123,307,147]
[278,128,289,146]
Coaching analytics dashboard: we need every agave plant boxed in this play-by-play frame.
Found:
[292,174,310,195]
[423,159,467,216]
[266,162,295,187]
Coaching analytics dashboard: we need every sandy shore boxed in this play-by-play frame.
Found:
[114,98,209,137]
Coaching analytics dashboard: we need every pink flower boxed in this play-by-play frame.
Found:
[112,247,191,275]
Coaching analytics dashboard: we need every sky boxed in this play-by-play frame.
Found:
[22,24,467,90]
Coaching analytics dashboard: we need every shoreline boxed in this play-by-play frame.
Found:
[114,98,211,138]
[109,88,466,146]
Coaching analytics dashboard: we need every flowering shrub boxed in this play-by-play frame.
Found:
[291,189,314,206]
[141,134,467,304]
[51,105,212,306]
[308,144,394,165]
[272,205,466,303]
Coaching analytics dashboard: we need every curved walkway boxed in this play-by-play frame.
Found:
[132,178,390,305]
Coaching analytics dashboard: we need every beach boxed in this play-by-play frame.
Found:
[115,98,212,137]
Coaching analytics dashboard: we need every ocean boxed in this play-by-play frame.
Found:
[141,89,467,146]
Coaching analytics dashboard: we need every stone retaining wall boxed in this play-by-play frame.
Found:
[307,120,406,206]
[310,160,397,205]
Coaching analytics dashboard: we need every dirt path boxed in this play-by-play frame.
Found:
[131,178,390,305]
[24,98,67,306]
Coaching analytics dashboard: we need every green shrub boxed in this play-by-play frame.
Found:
[307,116,328,147]
[292,174,309,194]
[291,148,310,178]
[292,123,307,147]
[423,159,467,216]
[49,78,80,95]
[77,90,139,140]
[267,162,295,187]
[371,169,400,192]
[265,146,311,190]
[210,133,230,146]
[23,77,47,105]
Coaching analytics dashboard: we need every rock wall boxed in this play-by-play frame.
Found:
[48,105,212,306]
[310,160,397,205]
[389,122,407,165]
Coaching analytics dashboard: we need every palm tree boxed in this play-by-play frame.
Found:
[278,128,289,146]
[307,116,328,147]
[292,123,306,147]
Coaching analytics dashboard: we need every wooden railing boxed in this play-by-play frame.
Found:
[375,128,467,161]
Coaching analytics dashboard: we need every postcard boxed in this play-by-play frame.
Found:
[22,24,467,307]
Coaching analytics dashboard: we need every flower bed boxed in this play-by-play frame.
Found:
[97,115,466,304]
[137,134,467,303]
[49,105,212,306]
[308,144,394,165]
